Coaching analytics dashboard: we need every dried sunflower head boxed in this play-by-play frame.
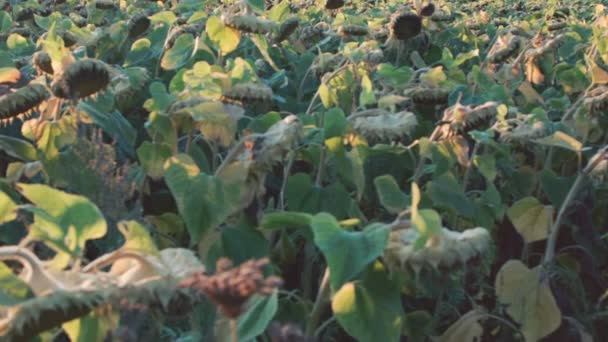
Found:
[274,16,299,43]
[338,24,368,37]
[324,0,344,10]
[487,34,521,64]
[350,109,418,143]
[406,86,450,105]
[222,14,276,34]
[222,82,274,103]
[390,11,422,41]
[0,83,50,126]
[499,120,549,143]
[442,101,499,133]
[384,226,491,274]
[128,14,150,39]
[51,59,111,100]
[33,51,54,75]
[420,3,436,17]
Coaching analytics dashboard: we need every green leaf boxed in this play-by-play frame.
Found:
[34,12,65,31]
[285,173,359,219]
[137,141,173,180]
[427,173,475,218]
[377,64,413,87]
[247,111,281,133]
[0,11,12,33]
[479,183,505,221]
[17,183,107,268]
[0,135,37,161]
[247,0,266,12]
[324,107,347,139]
[403,311,433,342]
[219,224,270,265]
[163,154,240,245]
[332,261,404,342]
[260,212,312,230]
[77,103,137,156]
[473,154,497,181]
[125,38,153,66]
[539,169,575,209]
[374,175,408,214]
[285,173,322,213]
[143,82,176,113]
[311,213,389,290]
[556,67,589,94]
[238,292,278,341]
[250,33,279,71]
[507,197,554,244]
[533,131,582,152]
[0,262,33,306]
[161,33,195,70]
[206,16,241,56]
[0,191,17,225]
[145,111,178,150]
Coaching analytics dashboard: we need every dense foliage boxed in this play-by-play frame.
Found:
[0,0,607,341]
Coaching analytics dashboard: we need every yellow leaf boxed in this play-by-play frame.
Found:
[495,260,562,341]
[518,80,544,104]
[525,59,544,85]
[0,67,20,84]
[588,58,608,85]
[507,197,553,243]
[534,131,582,152]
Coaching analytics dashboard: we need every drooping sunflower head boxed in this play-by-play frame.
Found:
[390,11,422,41]
[33,51,54,75]
[51,59,111,100]
[128,14,151,39]
[0,83,50,125]
[420,3,436,17]
[324,0,344,10]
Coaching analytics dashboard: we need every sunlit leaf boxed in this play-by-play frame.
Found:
[0,191,17,225]
[206,16,241,56]
[17,183,107,268]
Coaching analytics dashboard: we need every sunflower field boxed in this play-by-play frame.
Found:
[0,0,607,341]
